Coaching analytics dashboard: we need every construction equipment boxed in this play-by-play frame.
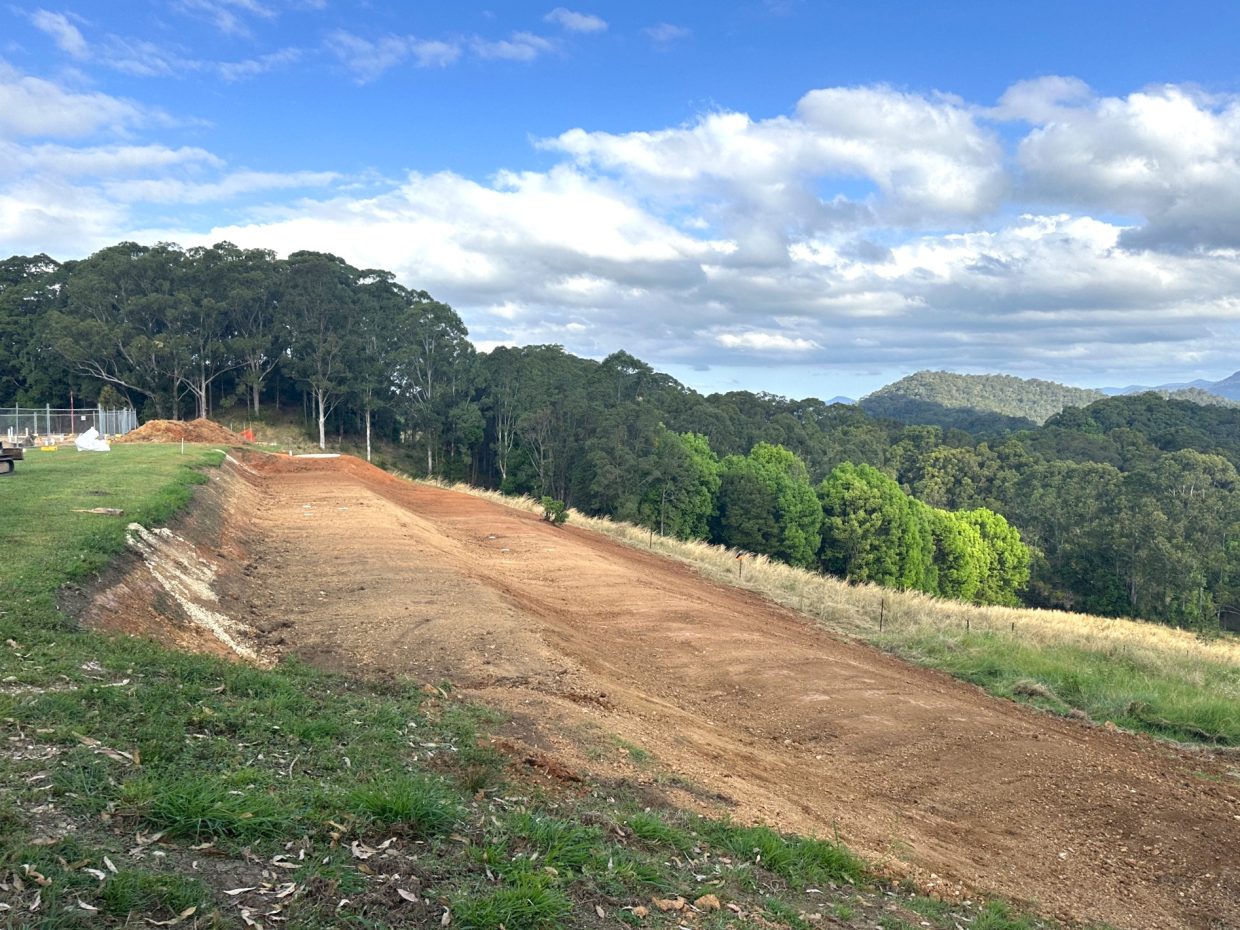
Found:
[0,441,24,475]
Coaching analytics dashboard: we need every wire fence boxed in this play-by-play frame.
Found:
[1,406,138,443]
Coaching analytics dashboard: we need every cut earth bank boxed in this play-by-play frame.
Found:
[87,451,1240,930]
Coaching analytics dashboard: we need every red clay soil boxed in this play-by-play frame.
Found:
[110,452,1240,930]
[115,417,243,444]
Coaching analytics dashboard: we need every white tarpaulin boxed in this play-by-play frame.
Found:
[75,427,111,452]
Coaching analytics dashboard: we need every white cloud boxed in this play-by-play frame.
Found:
[29,9,88,58]
[471,32,556,62]
[715,331,819,352]
[326,30,461,81]
[543,84,1005,260]
[0,142,221,178]
[643,23,690,46]
[1010,81,1240,250]
[174,0,275,36]
[106,169,338,204]
[216,47,303,81]
[0,63,148,138]
[545,8,607,33]
[12,70,1240,389]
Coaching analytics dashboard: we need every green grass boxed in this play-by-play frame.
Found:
[98,870,210,921]
[453,874,572,930]
[882,628,1240,744]
[699,821,865,887]
[0,445,1080,930]
[346,773,462,834]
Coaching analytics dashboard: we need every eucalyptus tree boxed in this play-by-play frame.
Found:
[176,243,257,419]
[47,242,189,418]
[0,254,62,404]
[390,290,475,476]
[283,251,361,450]
[218,244,285,416]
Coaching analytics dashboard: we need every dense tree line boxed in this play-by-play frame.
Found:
[2,241,1237,628]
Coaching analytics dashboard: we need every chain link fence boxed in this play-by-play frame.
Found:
[1,406,138,444]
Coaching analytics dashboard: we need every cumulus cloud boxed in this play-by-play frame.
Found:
[142,162,1240,381]
[1009,81,1240,251]
[11,69,1240,389]
[544,8,607,33]
[543,84,1005,265]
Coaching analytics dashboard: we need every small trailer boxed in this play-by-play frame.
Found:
[0,442,24,475]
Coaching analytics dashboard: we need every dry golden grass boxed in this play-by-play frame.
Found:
[440,482,1237,660]
[431,481,1240,744]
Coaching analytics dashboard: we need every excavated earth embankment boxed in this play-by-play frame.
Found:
[86,451,1240,930]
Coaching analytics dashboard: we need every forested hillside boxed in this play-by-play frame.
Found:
[3,241,1239,630]
[859,370,1105,428]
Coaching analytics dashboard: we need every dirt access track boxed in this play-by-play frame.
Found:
[91,452,1239,930]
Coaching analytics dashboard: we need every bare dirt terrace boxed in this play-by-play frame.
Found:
[88,451,1240,930]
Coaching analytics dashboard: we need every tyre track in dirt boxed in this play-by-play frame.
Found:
[219,454,1238,930]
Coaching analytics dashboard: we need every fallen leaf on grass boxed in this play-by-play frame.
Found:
[224,887,257,896]
[144,905,197,926]
[397,889,419,904]
[441,907,452,926]
[76,899,98,912]
[22,865,51,887]
[653,897,686,912]
[595,904,606,918]
[694,894,721,911]
[103,856,118,874]
[350,841,376,860]
[75,733,136,764]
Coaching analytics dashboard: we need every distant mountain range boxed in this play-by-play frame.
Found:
[1103,371,1240,401]
[855,369,1240,433]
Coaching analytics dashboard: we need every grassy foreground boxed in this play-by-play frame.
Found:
[0,446,1066,929]
[447,484,1240,747]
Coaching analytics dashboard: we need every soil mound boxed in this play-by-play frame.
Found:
[117,417,244,444]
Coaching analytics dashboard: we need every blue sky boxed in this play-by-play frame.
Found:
[5,1,1240,399]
